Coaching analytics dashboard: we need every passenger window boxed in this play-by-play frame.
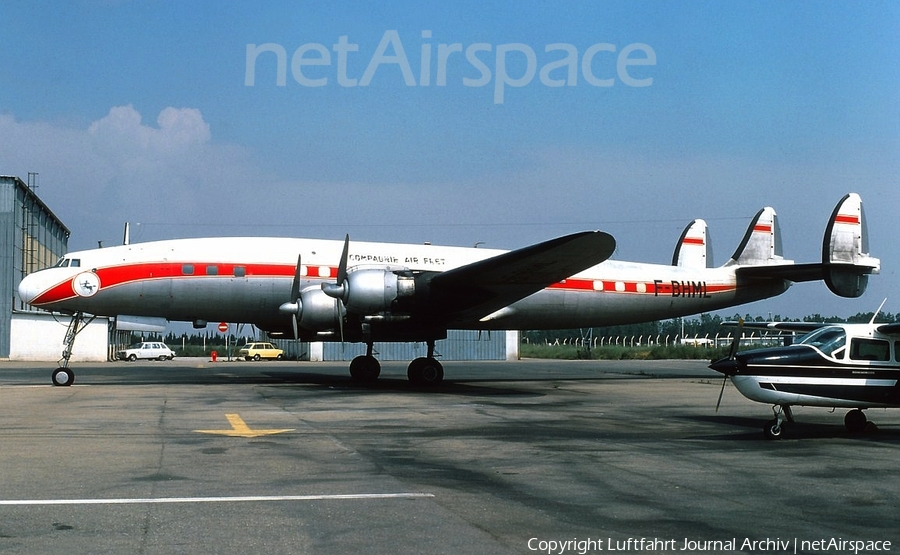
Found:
[895,341,900,362]
[182,264,194,275]
[206,265,218,275]
[849,338,890,362]
[234,266,246,277]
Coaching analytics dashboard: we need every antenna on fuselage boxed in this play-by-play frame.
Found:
[123,222,130,246]
[869,298,888,325]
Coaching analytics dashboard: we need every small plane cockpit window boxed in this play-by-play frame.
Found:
[797,326,846,357]
[70,259,81,267]
[849,338,890,362]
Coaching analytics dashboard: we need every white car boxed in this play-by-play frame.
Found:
[117,341,176,361]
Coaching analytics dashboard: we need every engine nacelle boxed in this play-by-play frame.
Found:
[298,286,343,331]
[344,267,416,315]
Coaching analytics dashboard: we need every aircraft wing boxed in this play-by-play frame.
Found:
[722,320,826,333]
[427,231,616,323]
[876,323,900,335]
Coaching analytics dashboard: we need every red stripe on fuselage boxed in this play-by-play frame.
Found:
[31,261,736,307]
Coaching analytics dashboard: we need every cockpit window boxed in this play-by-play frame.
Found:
[797,326,846,357]
[53,257,81,268]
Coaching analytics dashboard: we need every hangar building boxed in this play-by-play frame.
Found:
[1,175,108,361]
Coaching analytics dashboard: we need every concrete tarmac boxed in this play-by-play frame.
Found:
[0,358,898,554]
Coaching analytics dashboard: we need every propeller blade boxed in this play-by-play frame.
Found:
[322,234,351,301]
[290,254,302,303]
[715,376,727,412]
[337,234,349,284]
[728,318,744,360]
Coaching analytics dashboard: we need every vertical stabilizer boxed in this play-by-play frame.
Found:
[822,193,880,297]
[672,219,712,268]
[728,207,790,266]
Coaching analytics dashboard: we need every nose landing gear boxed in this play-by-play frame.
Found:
[51,312,95,386]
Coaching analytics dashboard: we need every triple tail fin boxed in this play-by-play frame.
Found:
[734,193,880,298]
[821,192,880,297]
[727,207,791,267]
[672,219,712,268]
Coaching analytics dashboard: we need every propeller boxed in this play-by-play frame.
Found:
[321,234,350,342]
[278,254,303,340]
[322,234,350,302]
[715,318,743,412]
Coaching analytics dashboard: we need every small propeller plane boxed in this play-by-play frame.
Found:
[18,193,879,388]
[710,305,900,439]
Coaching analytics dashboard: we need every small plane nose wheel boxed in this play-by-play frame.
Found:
[764,404,794,440]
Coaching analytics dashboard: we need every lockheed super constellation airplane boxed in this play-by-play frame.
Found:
[710,306,900,439]
[18,193,879,387]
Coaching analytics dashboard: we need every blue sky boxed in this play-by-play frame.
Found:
[2,1,898,318]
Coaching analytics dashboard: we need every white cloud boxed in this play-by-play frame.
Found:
[0,105,256,246]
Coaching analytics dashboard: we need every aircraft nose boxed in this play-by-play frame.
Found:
[18,274,42,305]
[709,357,739,376]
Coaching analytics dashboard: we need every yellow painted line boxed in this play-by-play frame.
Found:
[194,413,294,438]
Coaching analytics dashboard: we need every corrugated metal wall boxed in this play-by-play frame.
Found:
[323,329,507,361]
[1,176,70,358]
[274,329,509,362]
[0,179,14,357]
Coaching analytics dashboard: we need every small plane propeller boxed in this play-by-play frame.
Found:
[715,318,743,412]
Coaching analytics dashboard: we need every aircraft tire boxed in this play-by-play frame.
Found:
[844,409,867,434]
[349,355,380,382]
[763,419,783,440]
[52,367,75,387]
[408,358,443,387]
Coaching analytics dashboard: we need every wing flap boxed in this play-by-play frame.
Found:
[427,231,616,322]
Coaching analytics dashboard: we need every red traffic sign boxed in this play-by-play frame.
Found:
[218,322,228,333]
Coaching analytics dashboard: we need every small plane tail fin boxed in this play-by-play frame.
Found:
[672,219,712,268]
[727,207,789,267]
[821,192,880,297]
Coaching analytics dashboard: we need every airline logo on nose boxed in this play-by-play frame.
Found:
[73,272,101,297]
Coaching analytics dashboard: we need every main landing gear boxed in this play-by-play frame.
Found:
[764,405,875,439]
[51,312,96,387]
[347,340,444,387]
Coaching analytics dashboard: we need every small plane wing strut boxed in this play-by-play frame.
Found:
[427,231,616,323]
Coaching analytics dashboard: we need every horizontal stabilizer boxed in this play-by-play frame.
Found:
[734,193,879,298]
[672,219,712,268]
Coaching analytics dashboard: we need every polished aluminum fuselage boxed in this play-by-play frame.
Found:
[19,236,788,336]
